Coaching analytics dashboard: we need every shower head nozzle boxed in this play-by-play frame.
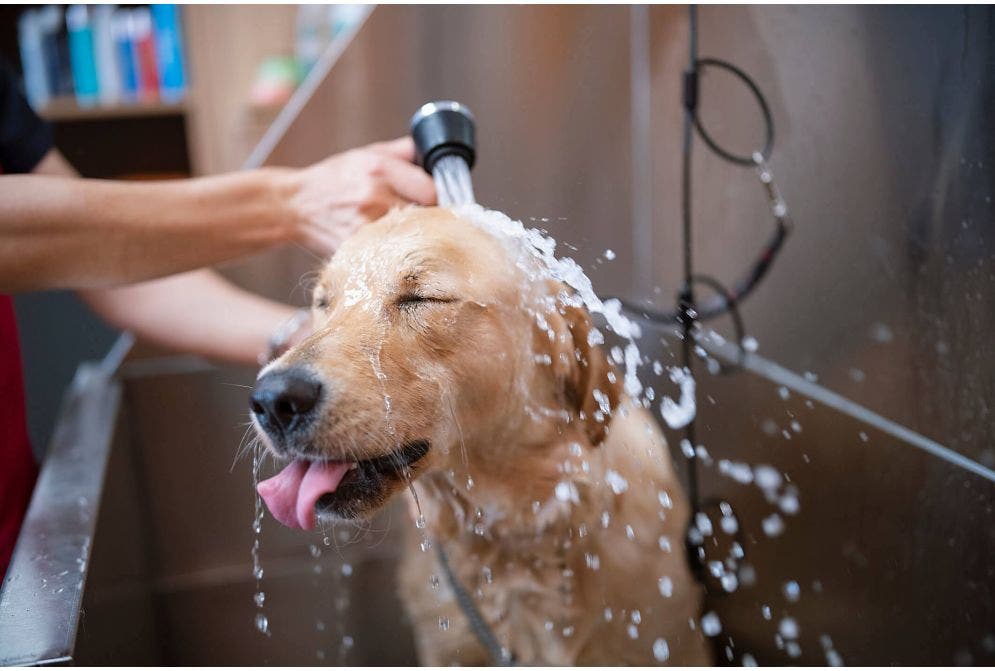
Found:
[410,100,476,175]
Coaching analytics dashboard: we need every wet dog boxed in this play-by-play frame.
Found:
[251,207,711,665]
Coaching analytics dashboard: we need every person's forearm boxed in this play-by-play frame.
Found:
[79,269,297,366]
[0,170,297,293]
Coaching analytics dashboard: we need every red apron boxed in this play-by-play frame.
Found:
[0,295,37,580]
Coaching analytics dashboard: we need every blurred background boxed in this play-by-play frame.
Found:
[0,4,993,667]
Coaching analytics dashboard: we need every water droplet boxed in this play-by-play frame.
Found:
[341,563,353,577]
[658,576,674,598]
[741,336,758,352]
[779,617,799,640]
[342,635,354,648]
[438,616,450,631]
[783,580,800,602]
[255,613,270,635]
[742,652,758,666]
[653,638,670,662]
[779,493,800,515]
[563,625,576,638]
[605,469,629,495]
[858,431,869,442]
[430,574,440,589]
[701,611,722,637]
[762,513,785,537]
[253,591,265,607]
[761,604,772,620]
[658,490,673,508]
[415,515,427,529]
[604,249,616,260]
[660,366,696,429]
[555,480,579,503]
[695,513,713,536]
[754,465,782,492]
[309,544,321,558]
[604,607,613,622]
[627,623,639,639]
[778,386,790,400]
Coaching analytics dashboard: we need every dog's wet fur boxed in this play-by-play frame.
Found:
[255,207,711,665]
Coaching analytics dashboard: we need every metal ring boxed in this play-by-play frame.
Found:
[692,57,774,166]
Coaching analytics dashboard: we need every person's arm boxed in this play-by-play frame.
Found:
[31,150,309,366]
[2,137,434,293]
[80,269,300,366]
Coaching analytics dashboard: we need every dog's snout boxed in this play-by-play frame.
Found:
[251,368,323,435]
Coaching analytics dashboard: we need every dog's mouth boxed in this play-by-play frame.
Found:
[256,440,430,529]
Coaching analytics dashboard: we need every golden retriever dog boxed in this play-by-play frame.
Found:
[251,207,711,665]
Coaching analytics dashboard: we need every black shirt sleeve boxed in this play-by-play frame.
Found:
[0,57,53,174]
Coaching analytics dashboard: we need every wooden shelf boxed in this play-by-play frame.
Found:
[38,96,188,122]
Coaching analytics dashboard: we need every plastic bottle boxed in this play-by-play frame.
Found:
[66,4,100,107]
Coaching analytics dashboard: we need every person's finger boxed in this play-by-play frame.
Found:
[368,136,416,162]
[357,183,406,221]
[377,156,437,205]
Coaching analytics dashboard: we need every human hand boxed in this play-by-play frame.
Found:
[283,136,436,257]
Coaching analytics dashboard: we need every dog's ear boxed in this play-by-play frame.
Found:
[544,294,624,446]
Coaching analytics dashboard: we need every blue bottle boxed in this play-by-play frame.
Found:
[112,9,137,101]
[65,5,99,107]
[150,4,187,103]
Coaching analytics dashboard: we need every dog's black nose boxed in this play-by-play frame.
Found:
[251,368,322,434]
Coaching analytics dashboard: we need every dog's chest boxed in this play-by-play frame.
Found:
[439,538,593,665]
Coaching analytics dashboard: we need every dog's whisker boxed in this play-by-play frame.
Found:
[444,390,469,470]
[231,423,261,472]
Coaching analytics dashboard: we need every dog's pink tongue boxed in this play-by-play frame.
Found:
[256,460,350,530]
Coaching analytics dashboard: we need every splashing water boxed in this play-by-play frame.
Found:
[660,367,696,429]
[433,156,718,434]
[456,204,646,400]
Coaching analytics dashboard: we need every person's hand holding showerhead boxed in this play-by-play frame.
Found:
[283,136,437,257]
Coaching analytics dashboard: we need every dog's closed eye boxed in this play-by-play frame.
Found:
[397,293,457,310]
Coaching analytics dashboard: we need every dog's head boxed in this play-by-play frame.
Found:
[252,207,621,529]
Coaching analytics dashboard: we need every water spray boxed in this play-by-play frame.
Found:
[410,100,477,207]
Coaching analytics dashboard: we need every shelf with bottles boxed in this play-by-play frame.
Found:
[18,4,188,123]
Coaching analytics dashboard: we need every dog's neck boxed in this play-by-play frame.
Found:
[412,414,616,550]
